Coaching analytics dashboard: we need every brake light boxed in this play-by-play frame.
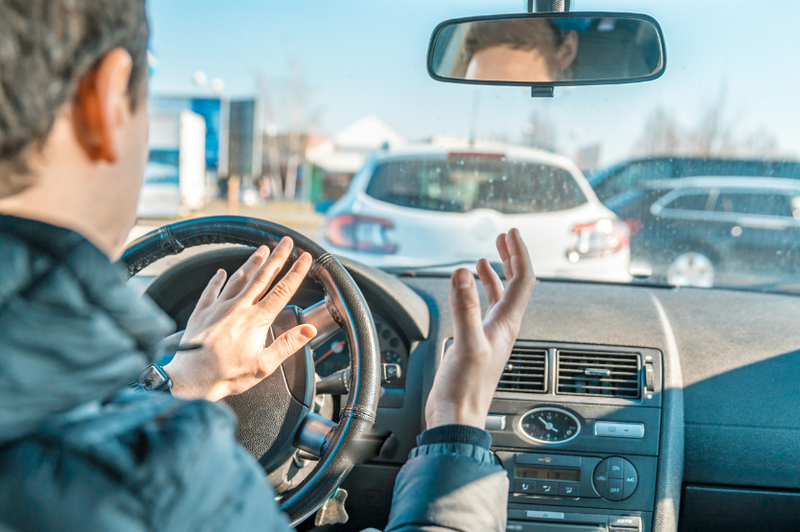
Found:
[447,152,505,160]
[325,214,397,254]
[624,218,643,237]
[567,219,630,263]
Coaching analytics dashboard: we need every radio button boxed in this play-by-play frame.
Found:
[608,479,624,501]
[610,516,642,528]
[526,511,565,520]
[558,482,581,497]
[485,415,507,431]
[593,460,609,497]
[595,421,645,439]
[608,457,625,479]
[514,480,537,494]
[536,482,557,496]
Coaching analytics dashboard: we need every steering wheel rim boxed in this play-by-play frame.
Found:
[121,215,381,525]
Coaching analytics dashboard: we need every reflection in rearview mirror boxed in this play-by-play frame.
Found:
[428,13,666,86]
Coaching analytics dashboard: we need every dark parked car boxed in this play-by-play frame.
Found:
[610,177,800,288]
[589,157,800,203]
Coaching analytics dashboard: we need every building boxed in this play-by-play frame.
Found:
[305,115,406,207]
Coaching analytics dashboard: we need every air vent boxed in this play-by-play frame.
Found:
[497,346,547,393]
[557,350,641,399]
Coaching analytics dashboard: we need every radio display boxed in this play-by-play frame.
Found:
[514,466,581,482]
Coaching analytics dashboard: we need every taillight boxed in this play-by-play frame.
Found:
[567,219,630,263]
[447,152,505,160]
[624,218,643,237]
[325,214,397,254]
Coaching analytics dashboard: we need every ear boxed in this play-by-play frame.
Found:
[555,31,579,71]
[71,48,134,163]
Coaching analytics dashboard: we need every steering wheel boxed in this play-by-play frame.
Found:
[121,216,381,525]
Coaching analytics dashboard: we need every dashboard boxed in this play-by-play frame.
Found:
[136,248,800,532]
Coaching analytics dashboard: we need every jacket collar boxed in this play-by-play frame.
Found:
[0,215,174,442]
[0,215,173,353]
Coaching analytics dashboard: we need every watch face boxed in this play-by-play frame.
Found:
[139,365,169,391]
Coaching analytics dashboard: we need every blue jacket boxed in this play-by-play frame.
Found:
[0,215,508,532]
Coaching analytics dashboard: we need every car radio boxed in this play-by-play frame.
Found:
[495,451,656,532]
[509,453,639,501]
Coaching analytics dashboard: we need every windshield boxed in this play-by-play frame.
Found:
[139,0,800,293]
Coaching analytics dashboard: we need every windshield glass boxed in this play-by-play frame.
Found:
[138,0,800,293]
[365,158,587,214]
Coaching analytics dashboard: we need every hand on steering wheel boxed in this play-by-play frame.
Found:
[165,237,317,402]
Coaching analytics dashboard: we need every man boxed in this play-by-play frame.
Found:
[463,19,578,83]
[0,2,535,531]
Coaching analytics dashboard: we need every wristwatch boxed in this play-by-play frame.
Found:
[136,364,173,392]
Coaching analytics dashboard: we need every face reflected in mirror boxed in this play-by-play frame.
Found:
[463,19,579,83]
[429,15,665,86]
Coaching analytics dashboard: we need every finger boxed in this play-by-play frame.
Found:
[490,229,536,322]
[219,246,269,300]
[496,233,514,281]
[505,228,535,284]
[240,237,294,303]
[259,324,317,377]
[449,268,485,347]
[257,252,313,318]
[195,269,227,310]
[476,258,504,308]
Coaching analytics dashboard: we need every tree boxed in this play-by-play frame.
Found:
[632,88,781,159]
[689,89,738,157]
[257,76,283,199]
[633,106,682,156]
[280,46,322,200]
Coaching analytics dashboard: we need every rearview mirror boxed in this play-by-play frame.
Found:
[427,13,666,89]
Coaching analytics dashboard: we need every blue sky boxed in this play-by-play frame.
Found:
[147,0,800,166]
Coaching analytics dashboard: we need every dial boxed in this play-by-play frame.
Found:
[518,408,581,444]
[311,315,407,387]
[312,331,349,377]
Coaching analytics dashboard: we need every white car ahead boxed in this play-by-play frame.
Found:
[320,145,631,282]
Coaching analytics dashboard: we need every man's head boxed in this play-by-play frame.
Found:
[462,19,578,83]
[0,0,149,257]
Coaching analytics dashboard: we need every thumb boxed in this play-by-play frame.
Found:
[449,268,485,348]
[260,324,317,376]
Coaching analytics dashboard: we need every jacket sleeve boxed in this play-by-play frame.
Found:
[127,395,295,532]
[384,425,508,532]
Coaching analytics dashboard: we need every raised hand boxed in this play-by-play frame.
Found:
[425,229,536,429]
[165,237,317,401]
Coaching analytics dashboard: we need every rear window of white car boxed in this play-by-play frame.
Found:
[365,157,587,214]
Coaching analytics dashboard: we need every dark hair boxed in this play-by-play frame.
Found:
[462,18,566,65]
[0,0,149,198]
